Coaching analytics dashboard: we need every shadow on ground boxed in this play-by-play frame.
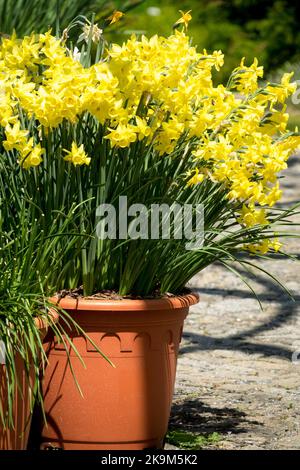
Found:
[182,261,299,360]
[169,398,261,435]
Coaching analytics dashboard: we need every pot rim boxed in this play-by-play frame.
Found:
[49,292,199,312]
[34,308,60,329]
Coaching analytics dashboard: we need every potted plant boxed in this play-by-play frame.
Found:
[0,15,299,449]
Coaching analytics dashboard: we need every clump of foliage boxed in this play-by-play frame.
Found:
[166,429,221,449]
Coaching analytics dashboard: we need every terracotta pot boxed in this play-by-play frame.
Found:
[0,311,59,450]
[41,292,199,450]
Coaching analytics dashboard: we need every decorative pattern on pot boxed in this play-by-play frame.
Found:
[40,294,198,450]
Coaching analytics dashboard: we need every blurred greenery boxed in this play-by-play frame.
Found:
[123,0,300,81]
[0,0,144,37]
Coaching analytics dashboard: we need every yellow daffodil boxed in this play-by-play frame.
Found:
[245,238,282,255]
[174,10,192,29]
[105,124,137,148]
[3,122,28,151]
[237,205,269,227]
[135,117,152,141]
[187,169,205,186]
[64,142,91,166]
[106,11,124,25]
[20,144,44,169]
[0,29,299,254]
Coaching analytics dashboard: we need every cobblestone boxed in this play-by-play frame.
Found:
[169,155,300,450]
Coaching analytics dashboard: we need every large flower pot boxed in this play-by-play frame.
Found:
[0,313,58,450]
[40,292,199,450]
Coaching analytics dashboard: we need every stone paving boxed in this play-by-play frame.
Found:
[169,155,300,449]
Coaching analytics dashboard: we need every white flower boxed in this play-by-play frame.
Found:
[81,23,103,44]
[72,47,82,62]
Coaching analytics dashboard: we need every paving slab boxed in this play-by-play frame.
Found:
[169,154,300,450]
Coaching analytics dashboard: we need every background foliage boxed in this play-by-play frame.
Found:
[127,0,300,81]
[0,0,143,37]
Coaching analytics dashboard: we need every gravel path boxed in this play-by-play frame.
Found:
[169,155,300,450]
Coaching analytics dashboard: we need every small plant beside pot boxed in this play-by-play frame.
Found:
[0,14,299,449]
[0,220,60,449]
[0,301,59,450]
[0,185,102,449]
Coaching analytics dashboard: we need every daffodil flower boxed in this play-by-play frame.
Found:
[64,142,91,166]
[174,10,192,29]
[106,11,124,25]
